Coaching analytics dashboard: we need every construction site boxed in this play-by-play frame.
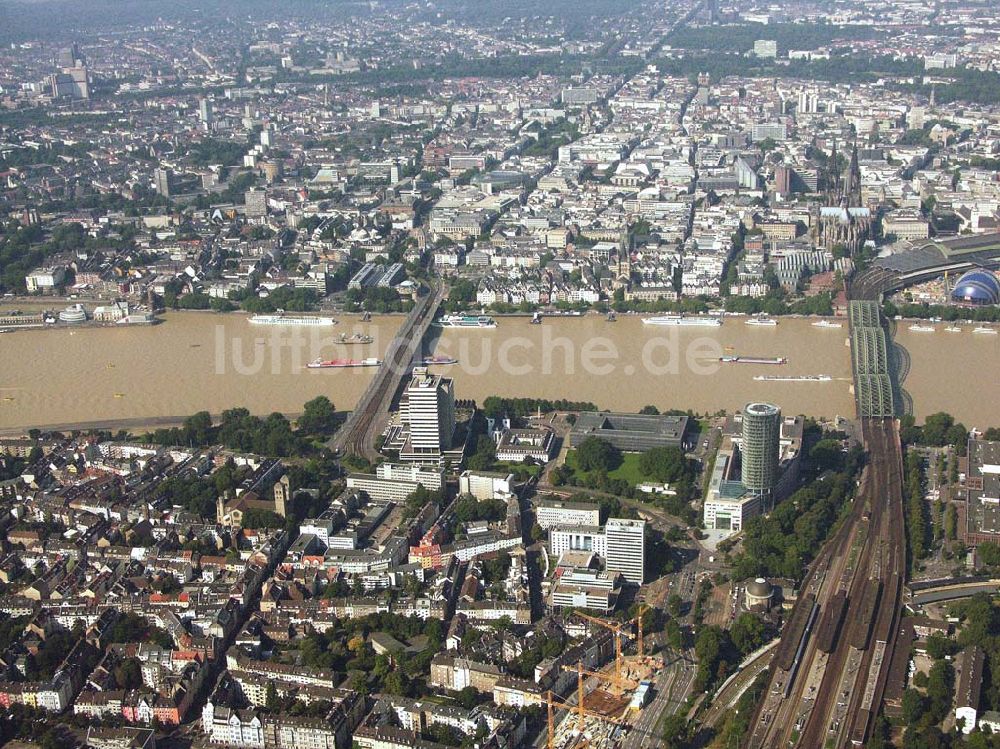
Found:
[543,608,666,749]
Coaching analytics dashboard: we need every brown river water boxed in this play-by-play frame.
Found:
[0,310,995,433]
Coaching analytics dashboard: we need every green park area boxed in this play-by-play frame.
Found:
[564,449,649,486]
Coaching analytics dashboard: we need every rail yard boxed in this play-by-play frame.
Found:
[745,292,907,748]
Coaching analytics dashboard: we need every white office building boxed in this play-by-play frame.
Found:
[299,514,337,546]
[459,471,515,500]
[376,462,444,489]
[548,568,621,613]
[753,39,778,58]
[25,267,66,292]
[400,367,456,462]
[549,526,607,558]
[535,499,601,530]
[605,518,645,584]
[346,463,444,501]
[549,518,645,584]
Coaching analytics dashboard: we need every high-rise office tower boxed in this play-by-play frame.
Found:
[50,67,89,100]
[58,43,83,69]
[707,0,720,24]
[402,367,455,460]
[774,165,792,197]
[244,188,267,217]
[199,98,213,128]
[604,518,645,584]
[153,168,171,198]
[741,402,781,505]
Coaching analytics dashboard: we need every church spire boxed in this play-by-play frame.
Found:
[828,138,840,198]
[843,138,861,207]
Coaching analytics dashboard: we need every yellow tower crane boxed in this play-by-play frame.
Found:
[573,611,636,691]
[564,658,635,698]
[632,603,650,657]
[544,683,624,749]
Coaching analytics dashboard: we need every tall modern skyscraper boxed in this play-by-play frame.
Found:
[244,188,267,218]
[401,367,455,462]
[774,165,792,197]
[58,43,84,69]
[741,402,781,505]
[707,0,720,24]
[198,98,213,129]
[604,518,645,585]
[153,168,171,198]
[50,67,89,100]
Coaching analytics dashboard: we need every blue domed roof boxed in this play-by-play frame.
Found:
[952,269,1000,305]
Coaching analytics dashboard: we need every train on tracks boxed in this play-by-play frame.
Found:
[849,579,882,651]
[815,591,847,654]
[774,593,817,672]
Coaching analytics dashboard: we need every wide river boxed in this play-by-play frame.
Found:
[0,310,996,432]
[892,321,1000,428]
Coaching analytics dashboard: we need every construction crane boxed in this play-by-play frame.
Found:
[632,603,650,657]
[544,682,624,749]
[545,689,565,749]
[574,612,635,691]
[564,658,635,698]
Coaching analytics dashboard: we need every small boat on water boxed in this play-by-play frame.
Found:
[307,357,382,369]
[250,313,337,326]
[754,374,832,382]
[422,355,458,366]
[812,320,843,329]
[530,312,542,325]
[945,326,962,333]
[973,327,998,335]
[909,324,935,333]
[643,315,721,327]
[114,393,125,398]
[435,314,497,328]
[607,311,617,322]
[745,316,777,327]
[719,355,787,365]
[336,332,374,344]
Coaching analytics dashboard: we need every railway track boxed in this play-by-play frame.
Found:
[842,420,905,747]
[787,419,905,749]
[744,272,908,749]
[328,281,444,460]
[745,462,871,748]
[745,418,906,749]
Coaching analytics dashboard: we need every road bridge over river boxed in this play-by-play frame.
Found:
[328,281,444,462]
